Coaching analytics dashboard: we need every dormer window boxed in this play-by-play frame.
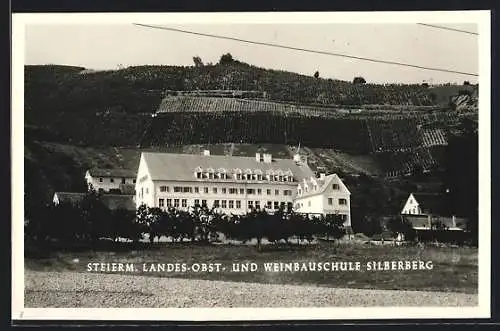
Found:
[194,166,202,179]
[313,185,318,191]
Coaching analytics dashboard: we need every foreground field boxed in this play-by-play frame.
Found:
[24,270,478,308]
[25,242,477,294]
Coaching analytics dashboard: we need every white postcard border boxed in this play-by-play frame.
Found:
[11,10,491,321]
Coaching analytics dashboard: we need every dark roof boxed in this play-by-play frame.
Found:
[53,192,135,211]
[413,193,450,216]
[53,192,86,204]
[99,194,136,211]
[88,168,136,178]
[141,152,315,183]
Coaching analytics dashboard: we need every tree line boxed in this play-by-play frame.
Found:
[25,190,347,250]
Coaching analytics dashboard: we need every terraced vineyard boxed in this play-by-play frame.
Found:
[157,96,342,117]
[141,112,372,153]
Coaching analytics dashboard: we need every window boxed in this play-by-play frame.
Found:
[280,202,286,208]
[182,199,187,207]
[183,187,192,193]
[248,201,254,208]
[160,186,167,192]
[255,201,261,209]
[287,202,293,210]
[275,189,279,196]
[267,201,272,209]
[229,200,234,208]
[202,200,207,207]
[166,199,172,207]
[174,186,182,193]
[221,200,227,208]
[274,201,279,209]
[121,178,126,184]
[236,200,241,209]
[284,190,292,196]
[159,199,164,207]
[196,172,202,179]
[222,188,227,194]
[267,189,271,195]
[247,188,255,195]
[332,184,340,190]
[99,178,103,183]
[257,189,262,195]
[229,188,238,194]
[240,188,244,194]
[204,187,209,194]
[214,200,220,208]
[257,175,262,181]
[110,178,115,183]
[194,187,199,193]
[213,187,218,194]
[174,199,180,207]
[339,198,347,205]
[194,199,200,206]
[328,198,333,205]
[133,179,136,184]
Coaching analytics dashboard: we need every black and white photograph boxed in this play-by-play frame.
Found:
[11,11,491,321]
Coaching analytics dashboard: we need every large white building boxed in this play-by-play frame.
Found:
[135,150,351,226]
[294,174,351,227]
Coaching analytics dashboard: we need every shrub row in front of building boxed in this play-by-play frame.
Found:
[24,191,347,249]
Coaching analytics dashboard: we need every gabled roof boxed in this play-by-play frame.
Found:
[53,192,135,211]
[140,152,315,183]
[412,193,450,216]
[297,174,349,199]
[87,168,136,178]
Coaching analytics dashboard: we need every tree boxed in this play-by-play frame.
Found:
[386,216,416,241]
[463,80,470,85]
[79,189,111,242]
[353,76,366,84]
[314,71,320,79]
[219,53,234,65]
[193,56,204,67]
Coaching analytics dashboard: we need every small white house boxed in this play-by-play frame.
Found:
[85,168,137,193]
[294,173,351,227]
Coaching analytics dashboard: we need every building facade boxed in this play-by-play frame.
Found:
[135,151,351,221]
[294,174,351,227]
[85,168,137,193]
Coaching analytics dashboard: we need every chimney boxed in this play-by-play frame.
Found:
[263,153,272,164]
[255,153,261,162]
[203,150,210,156]
[319,173,326,180]
[293,154,301,163]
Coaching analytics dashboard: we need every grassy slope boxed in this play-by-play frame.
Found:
[25,242,477,294]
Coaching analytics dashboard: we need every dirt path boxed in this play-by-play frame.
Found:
[24,270,478,308]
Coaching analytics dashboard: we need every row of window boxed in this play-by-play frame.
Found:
[195,171,294,183]
[158,198,293,210]
[98,177,136,184]
[159,185,292,196]
[295,198,348,209]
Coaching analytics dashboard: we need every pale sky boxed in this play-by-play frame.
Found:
[25,23,479,84]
